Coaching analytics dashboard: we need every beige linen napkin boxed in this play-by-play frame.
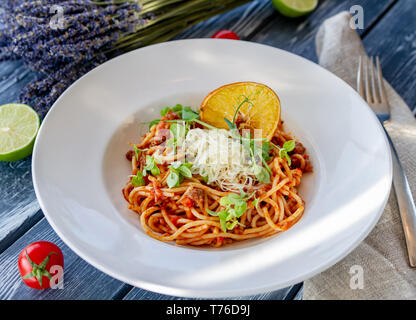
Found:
[304,11,416,300]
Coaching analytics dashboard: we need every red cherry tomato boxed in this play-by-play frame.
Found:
[211,30,239,40]
[18,241,64,289]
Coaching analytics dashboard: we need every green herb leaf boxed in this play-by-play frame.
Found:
[283,140,296,152]
[133,146,148,161]
[207,209,218,216]
[179,165,192,178]
[225,210,236,221]
[226,220,238,230]
[181,162,192,169]
[182,106,199,121]
[252,198,259,207]
[148,119,160,129]
[215,191,253,232]
[220,218,227,232]
[224,117,236,130]
[172,104,183,113]
[160,107,170,116]
[144,155,154,170]
[220,196,232,206]
[275,140,295,165]
[161,104,184,117]
[143,155,160,176]
[261,142,271,161]
[151,166,160,176]
[166,162,193,188]
[217,211,229,221]
[170,123,186,139]
[253,164,271,183]
[217,211,230,232]
[234,202,247,218]
[167,171,180,188]
[170,161,182,169]
[262,157,273,175]
[202,175,209,183]
[131,171,145,187]
[169,123,187,147]
[269,140,295,165]
[133,145,140,161]
[284,153,292,166]
[279,149,292,166]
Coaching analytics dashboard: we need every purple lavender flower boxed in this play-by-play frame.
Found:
[1,0,142,117]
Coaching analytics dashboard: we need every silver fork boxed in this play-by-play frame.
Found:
[357,56,416,267]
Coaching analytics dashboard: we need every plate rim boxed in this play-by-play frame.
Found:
[32,38,393,298]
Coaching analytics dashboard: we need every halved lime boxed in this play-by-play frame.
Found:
[271,0,318,18]
[0,103,40,161]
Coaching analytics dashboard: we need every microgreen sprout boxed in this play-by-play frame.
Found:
[207,190,255,232]
[148,119,160,129]
[133,145,148,161]
[270,140,296,166]
[131,170,145,187]
[223,95,254,138]
[166,161,193,188]
[161,104,184,117]
[166,122,188,149]
[148,104,199,131]
[143,155,161,176]
[241,132,271,183]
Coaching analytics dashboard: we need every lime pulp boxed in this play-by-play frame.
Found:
[0,103,40,161]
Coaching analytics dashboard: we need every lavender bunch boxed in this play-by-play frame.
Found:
[0,0,145,117]
[0,0,250,118]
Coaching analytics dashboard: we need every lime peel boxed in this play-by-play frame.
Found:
[0,103,40,161]
[272,0,318,18]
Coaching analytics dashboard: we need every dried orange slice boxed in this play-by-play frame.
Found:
[200,82,280,141]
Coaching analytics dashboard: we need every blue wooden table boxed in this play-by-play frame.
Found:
[1,0,415,300]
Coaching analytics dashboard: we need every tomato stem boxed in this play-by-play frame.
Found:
[22,251,57,288]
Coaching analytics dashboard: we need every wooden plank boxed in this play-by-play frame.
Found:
[363,0,416,112]
[0,158,42,253]
[175,0,275,39]
[0,218,131,300]
[250,0,396,62]
[0,60,36,103]
[0,60,42,252]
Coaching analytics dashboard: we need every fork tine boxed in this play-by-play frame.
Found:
[376,56,388,104]
[363,56,372,103]
[370,56,379,103]
[357,56,364,96]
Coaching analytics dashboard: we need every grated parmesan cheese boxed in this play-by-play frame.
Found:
[183,128,255,191]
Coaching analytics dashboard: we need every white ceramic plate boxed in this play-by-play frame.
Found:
[32,39,392,298]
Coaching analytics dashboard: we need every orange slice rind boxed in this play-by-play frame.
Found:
[200,82,280,141]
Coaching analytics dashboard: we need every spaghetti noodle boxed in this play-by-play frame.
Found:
[122,108,312,247]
